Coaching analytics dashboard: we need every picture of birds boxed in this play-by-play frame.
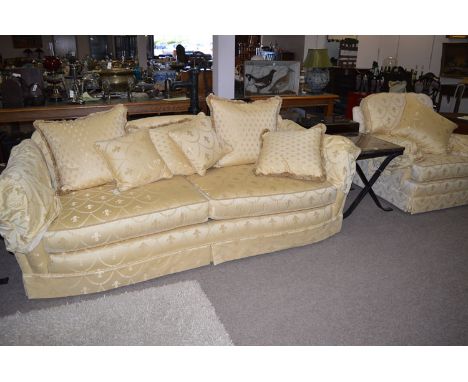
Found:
[244,62,300,96]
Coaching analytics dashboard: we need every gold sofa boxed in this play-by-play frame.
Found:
[0,111,360,299]
[352,92,468,214]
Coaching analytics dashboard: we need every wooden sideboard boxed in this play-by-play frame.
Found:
[0,97,206,124]
[245,93,339,116]
[0,93,340,123]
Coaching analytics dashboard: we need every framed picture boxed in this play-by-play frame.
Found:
[244,60,300,96]
[12,35,43,49]
[440,43,468,78]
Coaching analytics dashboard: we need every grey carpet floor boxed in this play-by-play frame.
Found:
[0,280,232,345]
[1,188,467,345]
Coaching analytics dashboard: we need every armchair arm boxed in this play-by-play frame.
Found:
[449,133,468,156]
[372,133,424,168]
[0,140,61,254]
[322,135,361,215]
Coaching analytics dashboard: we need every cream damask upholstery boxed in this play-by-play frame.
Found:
[34,105,128,193]
[255,124,326,181]
[207,94,282,167]
[43,177,209,253]
[168,114,231,176]
[187,164,336,220]
[95,129,173,191]
[0,110,360,299]
[353,92,468,214]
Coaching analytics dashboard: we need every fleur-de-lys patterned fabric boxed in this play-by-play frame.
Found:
[125,114,196,133]
[187,164,337,220]
[449,133,468,157]
[206,94,282,167]
[354,154,468,214]
[23,208,342,298]
[255,124,326,181]
[147,120,198,176]
[410,154,468,182]
[0,140,61,253]
[6,114,361,299]
[353,93,468,214]
[322,134,361,215]
[360,93,406,134]
[31,131,58,190]
[44,176,209,253]
[360,93,434,135]
[168,114,231,176]
[391,94,457,155]
[95,129,172,191]
[34,104,127,193]
[372,133,423,163]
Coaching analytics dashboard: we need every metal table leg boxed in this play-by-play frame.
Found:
[344,153,401,218]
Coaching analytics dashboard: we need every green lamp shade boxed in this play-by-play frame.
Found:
[303,49,331,68]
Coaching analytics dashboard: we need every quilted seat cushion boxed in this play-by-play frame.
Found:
[44,177,209,253]
[187,164,336,220]
[410,154,468,182]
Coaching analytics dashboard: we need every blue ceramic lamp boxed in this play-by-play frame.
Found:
[303,49,331,94]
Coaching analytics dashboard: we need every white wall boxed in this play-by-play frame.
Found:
[213,35,235,98]
[356,35,468,78]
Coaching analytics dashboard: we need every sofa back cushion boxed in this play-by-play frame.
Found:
[95,129,172,191]
[360,93,434,134]
[360,93,406,134]
[34,104,127,193]
[207,94,282,167]
[391,93,457,155]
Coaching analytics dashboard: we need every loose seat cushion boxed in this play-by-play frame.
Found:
[410,154,468,182]
[34,104,127,193]
[44,176,209,253]
[95,129,172,191]
[187,164,336,220]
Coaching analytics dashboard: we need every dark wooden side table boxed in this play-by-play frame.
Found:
[439,113,468,135]
[344,135,404,218]
[298,115,359,136]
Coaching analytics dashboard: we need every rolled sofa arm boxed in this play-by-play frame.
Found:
[322,135,361,193]
[449,133,468,156]
[0,139,61,254]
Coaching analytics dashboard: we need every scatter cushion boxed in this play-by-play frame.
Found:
[168,115,231,176]
[391,94,457,155]
[33,104,127,193]
[255,123,326,181]
[206,94,282,167]
[147,117,206,176]
[95,129,172,192]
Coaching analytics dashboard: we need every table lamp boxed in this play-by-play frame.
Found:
[303,48,331,94]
